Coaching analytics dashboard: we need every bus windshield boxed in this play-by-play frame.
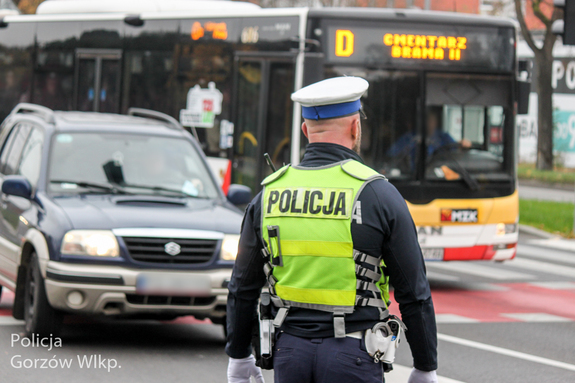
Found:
[424,74,511,182]
[325,68,513,183]
[424,104,507,182]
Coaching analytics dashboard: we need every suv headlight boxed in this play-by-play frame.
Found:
[61,230,120,257]
[220,234,240,261]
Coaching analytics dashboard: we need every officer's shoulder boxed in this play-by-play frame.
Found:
[341,160,385,181]
[360,177,404,202]
[261,164,290,186]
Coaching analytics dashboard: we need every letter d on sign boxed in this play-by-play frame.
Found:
[335,30,354,57]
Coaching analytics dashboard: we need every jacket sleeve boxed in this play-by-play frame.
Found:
[225,194,267,359]
[368,181,438,371]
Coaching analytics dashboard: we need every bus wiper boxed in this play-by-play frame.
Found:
[453,162,479,191]
[50,180,131,194]
[120,183,201,198]
[432,146,479,191]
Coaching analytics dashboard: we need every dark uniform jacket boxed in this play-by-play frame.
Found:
[226,143,438,372]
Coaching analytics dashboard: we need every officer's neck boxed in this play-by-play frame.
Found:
[307,134,354,150]
[301,143,363,166]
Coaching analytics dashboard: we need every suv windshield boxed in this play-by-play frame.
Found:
[48,132,219,199]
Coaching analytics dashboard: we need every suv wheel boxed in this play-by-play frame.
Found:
[24,252,63,337]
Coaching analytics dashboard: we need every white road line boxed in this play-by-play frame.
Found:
[530,281,575,290]
[500,313,573,322]
[435,314,479,324]
[526,239,575,253]
[0,316,24,326]
[426,271,461,282]
[517,244,575,266]
[437,333,575,372]
[386,364,466,383]
[426,262,535,280]
[511,258,575,278]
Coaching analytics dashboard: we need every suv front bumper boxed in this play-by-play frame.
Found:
[43,261,231,319]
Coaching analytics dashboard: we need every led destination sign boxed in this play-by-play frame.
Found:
[336,30,467,61]
[327,22,514,72]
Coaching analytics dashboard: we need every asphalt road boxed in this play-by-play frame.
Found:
[1,232,574,383]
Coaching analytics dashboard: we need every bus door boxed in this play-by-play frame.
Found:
[74,49,122,113]
[232,55,295,193]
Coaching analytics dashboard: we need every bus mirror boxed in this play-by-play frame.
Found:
[516,79,530,115]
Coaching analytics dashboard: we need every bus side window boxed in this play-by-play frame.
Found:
[0,24,35,121]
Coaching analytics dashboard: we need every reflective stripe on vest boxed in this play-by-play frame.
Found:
[261,159,389,312]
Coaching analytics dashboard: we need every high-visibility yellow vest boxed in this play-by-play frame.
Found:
[261,160,390,336]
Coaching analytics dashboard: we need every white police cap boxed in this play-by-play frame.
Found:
[291,77,369,120]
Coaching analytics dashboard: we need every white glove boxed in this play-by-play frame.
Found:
[227,355,265,383]
[408,368,438,383]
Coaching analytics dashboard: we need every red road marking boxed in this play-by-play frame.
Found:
[389,283,575,323]
[163,316,212,325]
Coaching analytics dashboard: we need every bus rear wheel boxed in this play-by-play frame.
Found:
[24,252,63,337]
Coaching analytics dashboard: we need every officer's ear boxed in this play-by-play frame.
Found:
[301,121,309,139]
[350,117,360,142]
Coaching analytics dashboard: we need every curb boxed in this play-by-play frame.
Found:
[518,224,559,239]
[518,179,574,192]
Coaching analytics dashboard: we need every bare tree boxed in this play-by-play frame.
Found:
[514,0,562,170]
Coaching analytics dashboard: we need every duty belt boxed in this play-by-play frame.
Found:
[262,248,389,337]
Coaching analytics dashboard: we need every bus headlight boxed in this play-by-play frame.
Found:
[220,234,240,261]
[496,223,517,236]
[61,230,120,257]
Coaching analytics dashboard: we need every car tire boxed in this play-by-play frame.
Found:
[211,316,227,338]
[0,284,3,301]
[24,252,63,337]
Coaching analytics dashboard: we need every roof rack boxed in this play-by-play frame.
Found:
[127,107,184,131]
[10,103,56,124]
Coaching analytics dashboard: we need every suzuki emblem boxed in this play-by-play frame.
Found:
[164,242,181,256]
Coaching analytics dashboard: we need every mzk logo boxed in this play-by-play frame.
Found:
[265,187,353,219]
[441,209,478,223]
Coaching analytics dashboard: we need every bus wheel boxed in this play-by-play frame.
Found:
[24,252,63,337]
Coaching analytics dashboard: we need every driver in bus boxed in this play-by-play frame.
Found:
[387,108,471,161]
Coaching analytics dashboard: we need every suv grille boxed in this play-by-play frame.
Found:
[122,237,218,264]
[125,294,216,306]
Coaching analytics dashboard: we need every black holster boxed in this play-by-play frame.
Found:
[252,292,274,370]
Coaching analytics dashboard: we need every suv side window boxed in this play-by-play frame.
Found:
[18,127,44,188]
[1,123,31,175]
[0,124,20,173]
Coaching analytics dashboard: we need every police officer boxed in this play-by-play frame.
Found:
[226,77,438,383]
